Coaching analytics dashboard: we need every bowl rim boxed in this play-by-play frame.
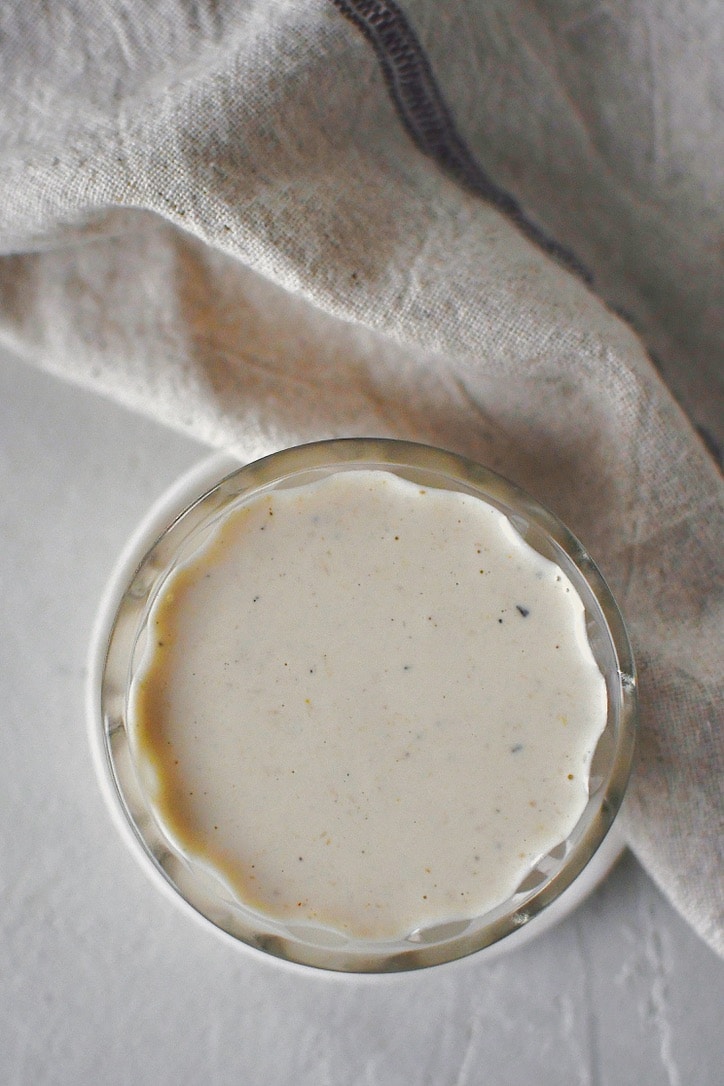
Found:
[87,438,637,973]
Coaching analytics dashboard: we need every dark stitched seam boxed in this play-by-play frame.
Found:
[330,0,592,282]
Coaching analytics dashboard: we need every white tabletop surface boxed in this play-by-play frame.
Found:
[1,346,721,1085]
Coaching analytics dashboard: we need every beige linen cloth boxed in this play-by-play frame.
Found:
[1,1,721,954]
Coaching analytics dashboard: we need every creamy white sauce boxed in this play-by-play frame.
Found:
[130,470,607,941]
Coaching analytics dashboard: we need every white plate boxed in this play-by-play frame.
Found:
[87,452,626,973]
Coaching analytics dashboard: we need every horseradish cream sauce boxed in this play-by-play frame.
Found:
[130,470,607,941]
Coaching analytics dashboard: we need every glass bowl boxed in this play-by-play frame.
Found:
[88,438,636,973]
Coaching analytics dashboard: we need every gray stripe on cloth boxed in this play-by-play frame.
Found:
[330,0,592,282]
